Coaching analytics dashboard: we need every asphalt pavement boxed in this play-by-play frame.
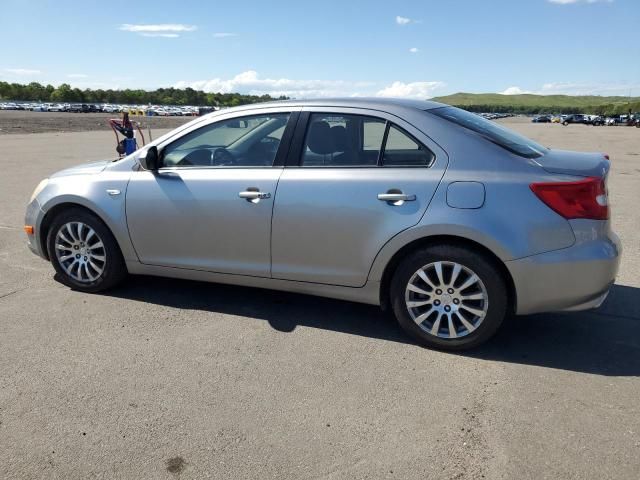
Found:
[0,122,638,479]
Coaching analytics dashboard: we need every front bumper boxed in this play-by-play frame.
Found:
[506,230,621,315]
[24,198,46,259]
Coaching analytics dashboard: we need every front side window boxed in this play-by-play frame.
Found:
[301,113,434,167]
[162,112,291,167]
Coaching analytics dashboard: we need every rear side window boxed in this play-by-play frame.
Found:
[429,106,547,158]
[300,113,434,167]
[382,125,435,167]
[301,114,385,166]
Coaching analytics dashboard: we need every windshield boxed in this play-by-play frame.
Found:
[429,106,548,158]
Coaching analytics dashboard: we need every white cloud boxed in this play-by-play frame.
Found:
[119,24,197,37]
[67,73,88,79]
[548,0,613,4]
[376,81,446,99]
[4,68,42,75]
[213,32,238,38]
[174,70,380,98]
[140,33,180,38]
[500,86,532,95]
[409,47,419,53]
[396,16,411,25]
[174,70,444,99]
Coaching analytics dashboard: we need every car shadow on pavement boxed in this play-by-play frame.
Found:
[103,277,640,377]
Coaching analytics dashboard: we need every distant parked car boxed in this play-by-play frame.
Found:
[562,114,587,126]
[585,115,604,126]
[49,104,67,112]
[24,98,621,351]
[68,104,84,113]
[128,106,146,115]
[32,104,48,112]
[605,115,638,126]
[531,115,551,123]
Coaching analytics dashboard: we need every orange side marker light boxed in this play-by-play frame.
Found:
[24,225,34,235]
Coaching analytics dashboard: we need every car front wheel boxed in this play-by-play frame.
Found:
[390,245,508,351]
[46,208,127,292]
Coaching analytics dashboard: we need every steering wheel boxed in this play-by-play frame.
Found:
[212,147,236,166]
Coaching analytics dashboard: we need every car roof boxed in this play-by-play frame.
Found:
[229,97,447,112]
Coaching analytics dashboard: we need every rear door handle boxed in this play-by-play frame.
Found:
[377,193,416,202]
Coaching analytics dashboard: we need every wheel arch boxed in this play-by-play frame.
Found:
[378,234,517,315]
[39,202,117,260]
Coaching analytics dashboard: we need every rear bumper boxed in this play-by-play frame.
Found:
[506,229,621,315]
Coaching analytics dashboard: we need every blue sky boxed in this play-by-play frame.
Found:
[1,0,638,98]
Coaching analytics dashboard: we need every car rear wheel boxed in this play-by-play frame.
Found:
[390,245,508,351]
[46,208,127,292]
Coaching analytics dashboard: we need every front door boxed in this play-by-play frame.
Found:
[126,110,295,277]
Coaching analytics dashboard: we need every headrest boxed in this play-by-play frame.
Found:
[307,121,334,154]
[330,125,347,152]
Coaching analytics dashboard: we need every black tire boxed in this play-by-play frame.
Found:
[390,244,508,351]
[562,121,569,126]
[46,207,127,292]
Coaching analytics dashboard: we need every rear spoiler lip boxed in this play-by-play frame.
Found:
[532,149,610,179]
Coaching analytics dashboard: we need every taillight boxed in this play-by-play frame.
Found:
[530,176,609,220]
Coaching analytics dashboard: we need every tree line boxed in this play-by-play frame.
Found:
[447,102,640,116]
[0,81,288,107]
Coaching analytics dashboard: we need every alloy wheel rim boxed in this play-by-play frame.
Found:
[54,221,106,283]
[404,261,488,339]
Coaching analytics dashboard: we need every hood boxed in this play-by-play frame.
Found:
[533,149,610,178]
[49,159,113,178]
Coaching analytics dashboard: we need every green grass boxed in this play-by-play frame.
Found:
[430,92,640,115]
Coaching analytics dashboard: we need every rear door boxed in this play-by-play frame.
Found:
[271,107,448,287]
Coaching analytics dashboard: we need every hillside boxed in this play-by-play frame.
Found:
[431,92,640,115]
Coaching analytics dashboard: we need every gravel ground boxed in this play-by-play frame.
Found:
[0,110,192,135]
[0,118,638,479]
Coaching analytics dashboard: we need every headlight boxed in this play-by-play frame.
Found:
[29,178,49,203]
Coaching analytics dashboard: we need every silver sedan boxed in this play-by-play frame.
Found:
[24,98,621,350]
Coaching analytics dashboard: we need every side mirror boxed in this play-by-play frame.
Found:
[138,146,159,171]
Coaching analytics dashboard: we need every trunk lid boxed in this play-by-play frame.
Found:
[534,149,610,178]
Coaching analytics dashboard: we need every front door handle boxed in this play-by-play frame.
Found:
[377,192,416,204]
[239,189,271,203]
